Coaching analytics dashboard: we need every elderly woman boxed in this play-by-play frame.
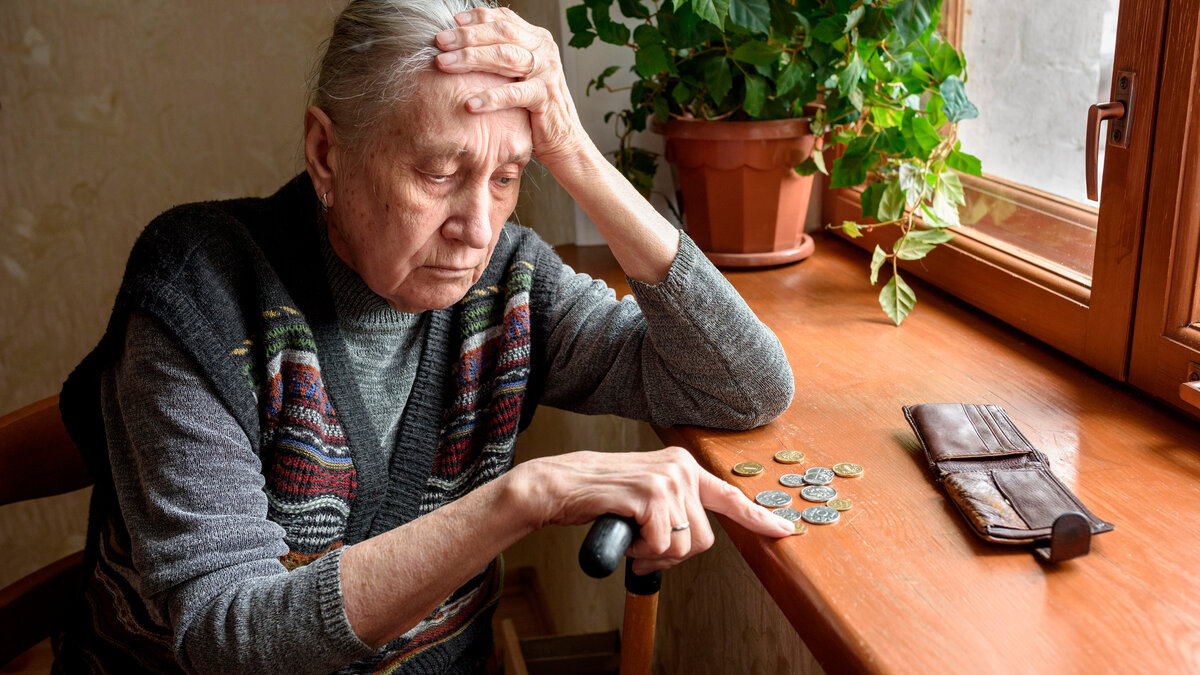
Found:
[55,1,795,673]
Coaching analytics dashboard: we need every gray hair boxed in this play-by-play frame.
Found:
[311,0,496,151]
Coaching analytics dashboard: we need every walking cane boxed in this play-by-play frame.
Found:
[579,516,663,675]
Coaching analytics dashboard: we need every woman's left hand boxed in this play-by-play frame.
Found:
[434,7,590,170]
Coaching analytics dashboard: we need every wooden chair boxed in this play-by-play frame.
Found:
[0,396,92,669]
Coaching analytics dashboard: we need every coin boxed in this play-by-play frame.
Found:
[732,461,765,476]
[801,505,840,525]
[833,462,864,478]
[800,485,837,502]
[792,521,808,535]
[827,498,852,511]
[779,474,806,488]
[803,467,835,485]
[756,490,792,508]
[774,449,806,464]
[772,507,802,522]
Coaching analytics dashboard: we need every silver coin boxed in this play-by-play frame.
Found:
[800,485,837,502]
[755,490,792,508]
[779,474,807,488]
[801,505,840,525]
[772,507,803,521]
[803,467,835,485]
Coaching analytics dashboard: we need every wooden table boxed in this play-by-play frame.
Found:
[558,233,1200,674]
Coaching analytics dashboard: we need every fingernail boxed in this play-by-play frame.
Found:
[455,11,473,25]
[437,52,458,66]
[466,96,483,111]
[436,30,458,48]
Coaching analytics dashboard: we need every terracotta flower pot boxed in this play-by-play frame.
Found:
[657,117,818,268]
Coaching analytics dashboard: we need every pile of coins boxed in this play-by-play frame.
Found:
[732,450,864,535]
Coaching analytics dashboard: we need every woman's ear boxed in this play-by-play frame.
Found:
[304,106,338,206]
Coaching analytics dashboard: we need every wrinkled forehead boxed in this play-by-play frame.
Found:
[386,69,532,162]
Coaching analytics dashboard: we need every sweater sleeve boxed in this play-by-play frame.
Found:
[101,310,374,674]
[540,232,794,430]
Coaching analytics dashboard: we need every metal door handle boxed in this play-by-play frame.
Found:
[1085,70,1135,202]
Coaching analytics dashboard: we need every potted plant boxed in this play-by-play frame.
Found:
[566,0,980,325]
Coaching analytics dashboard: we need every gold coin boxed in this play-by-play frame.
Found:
[732,461,765,477]
[774,449,806,464]
[832,462,864,478]
[792,521,808,535]
[827,498,852,511]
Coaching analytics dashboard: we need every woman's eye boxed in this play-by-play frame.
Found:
[428,174,451,184]
[495,176,515,187]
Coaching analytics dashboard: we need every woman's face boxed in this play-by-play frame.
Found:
[326,70,531,313]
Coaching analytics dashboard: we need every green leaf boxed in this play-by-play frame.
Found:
[704,56,734,104]
[731,40,782,67]
[830,154,867,188]
[743,74,767,117]
[691,0,730,27]
[909,115,943,153]
[860,181,885,220]
[939,75,979,123]
[869,245,887,285]
[938,172,965,206]
[841,221,862,238]
[589,65,620,94]
[878,181,904,221]
[794,158,820,176]
[909,228,956,245]
[812,14,848,43]
[838,53,865,96]
[616,0,650,18]
[593,3,631,46]
[898,162,924,206]
[653,95,671,123]
[566,5,592,34]
[879,273,917,325]
[728,0,771,32]
[776,59,812,97]
[892,0,936,45]
[672,81,692,105]
[894,235,936,261]
[569,31,597,49]
[811,148,827,175]
[946,149,983,176]
[930,39,964,80]
[634,42,672,78]
[633,24,665,47]
[922,188,961,228]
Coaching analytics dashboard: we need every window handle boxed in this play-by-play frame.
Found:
[1085,70,1135,202]
[1086,102,1124,201]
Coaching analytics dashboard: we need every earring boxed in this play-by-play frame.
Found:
[321,191,330,211]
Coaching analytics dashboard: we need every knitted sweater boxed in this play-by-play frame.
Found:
[56,174,794,674]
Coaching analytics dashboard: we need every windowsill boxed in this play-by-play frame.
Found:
[557,232,1200,672]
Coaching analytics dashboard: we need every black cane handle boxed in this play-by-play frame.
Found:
[579,514,636,579]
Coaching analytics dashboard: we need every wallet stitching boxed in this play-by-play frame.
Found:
[977,405,1020,455]
[992,469,1084,532]
[983,405,1035,454]
[961,403,1000,455]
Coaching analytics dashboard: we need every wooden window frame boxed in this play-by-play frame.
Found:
[1129,0,1200,415]
[824,0,1170,382]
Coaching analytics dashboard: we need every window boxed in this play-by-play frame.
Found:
[828,0,1200,417]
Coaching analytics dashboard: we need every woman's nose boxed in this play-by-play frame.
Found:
[444,181,493,248]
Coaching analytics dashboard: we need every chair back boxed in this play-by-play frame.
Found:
[0,395,92,666]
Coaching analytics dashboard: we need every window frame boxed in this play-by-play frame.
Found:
[823,0,1171,382]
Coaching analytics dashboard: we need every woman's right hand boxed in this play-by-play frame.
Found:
[509,448,795,575]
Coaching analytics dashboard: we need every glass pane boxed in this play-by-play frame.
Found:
[955,0,1121,280]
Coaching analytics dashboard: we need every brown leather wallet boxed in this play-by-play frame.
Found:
[903,403,1113,561]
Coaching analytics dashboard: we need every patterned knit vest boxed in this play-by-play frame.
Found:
[58,175,561,674]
